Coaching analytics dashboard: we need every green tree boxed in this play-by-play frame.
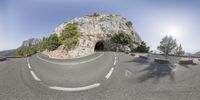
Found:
[111,32,132,45]
[59,23,80,49]
[36,37,48,52]
[135,41,150,53]
[157,35,177,55]
[16,47,37,57]
[46,34,60,51]
[174,44,185,56]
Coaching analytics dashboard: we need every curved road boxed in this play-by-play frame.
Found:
[0,52,200,100]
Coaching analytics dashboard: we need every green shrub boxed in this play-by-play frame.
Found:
[59,23,80,49]
[126,21,133,28]
[111,32,132,45]
[36,37,48,52]
[135,41,150,53]
[16,47,37,57]
[93,13,100,17]
[46,34,60,51]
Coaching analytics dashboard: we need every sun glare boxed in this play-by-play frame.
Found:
[164,26,182,38]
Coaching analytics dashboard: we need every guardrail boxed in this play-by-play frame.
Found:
[0,56,28,61]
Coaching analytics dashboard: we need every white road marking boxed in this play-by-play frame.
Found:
[30,70,41,81]
[105,67,114,79]
[27,58,31,69]
[36,52,104,65]
[113,55,117,65]
[113,59,117,65]
[49,83,100,91]
[28,63,31,69]
[113,53,117,66]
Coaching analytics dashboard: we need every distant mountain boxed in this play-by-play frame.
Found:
[0,49,16,57]
[193,51,200,57]
[0,38,41,57]
[184,52,192,56]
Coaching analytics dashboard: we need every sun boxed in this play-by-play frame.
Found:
[164,26,181,38]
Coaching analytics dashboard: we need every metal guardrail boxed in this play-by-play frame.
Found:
[0,56,27,61]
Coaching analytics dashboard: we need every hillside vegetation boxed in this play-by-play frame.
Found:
[16,23,80,57]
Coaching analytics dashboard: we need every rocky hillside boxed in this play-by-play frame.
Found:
[44,13,142,59]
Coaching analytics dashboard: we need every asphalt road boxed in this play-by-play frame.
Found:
[0,52,200,100]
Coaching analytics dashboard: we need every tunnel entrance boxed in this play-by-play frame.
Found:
[94,41,105,51]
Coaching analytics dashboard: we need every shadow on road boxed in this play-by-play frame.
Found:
[137,62,175,83]
[123,57,175,83]
[179,63,198,70]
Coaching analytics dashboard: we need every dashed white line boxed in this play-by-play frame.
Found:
[27,58,31,69]
[30,70,41,81]
[113,53,117,66]
[28,63,31,69]
[49,83,100,91]
[36,52,104,65]
[113,59,117,65]
[27,58,41,81]
[105,67,114,79]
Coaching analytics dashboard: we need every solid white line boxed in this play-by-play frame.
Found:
[105,67,114,79]
[28,63,31,69]
[36,52,104,65]
[30,70,41,81]
[49,83,100,91]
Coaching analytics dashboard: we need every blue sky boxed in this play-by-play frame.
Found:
[0,0,200,53]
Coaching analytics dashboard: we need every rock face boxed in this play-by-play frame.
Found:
[22,38,41,48]
[46,13,142,59]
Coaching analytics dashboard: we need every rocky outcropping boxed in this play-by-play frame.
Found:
[21,38,41,48]
[46,13,142,59]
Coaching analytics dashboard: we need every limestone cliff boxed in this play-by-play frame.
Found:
[21,38,41,48]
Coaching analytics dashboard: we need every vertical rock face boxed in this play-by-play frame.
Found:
[47,13,142,59]
[21,38,41,48]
